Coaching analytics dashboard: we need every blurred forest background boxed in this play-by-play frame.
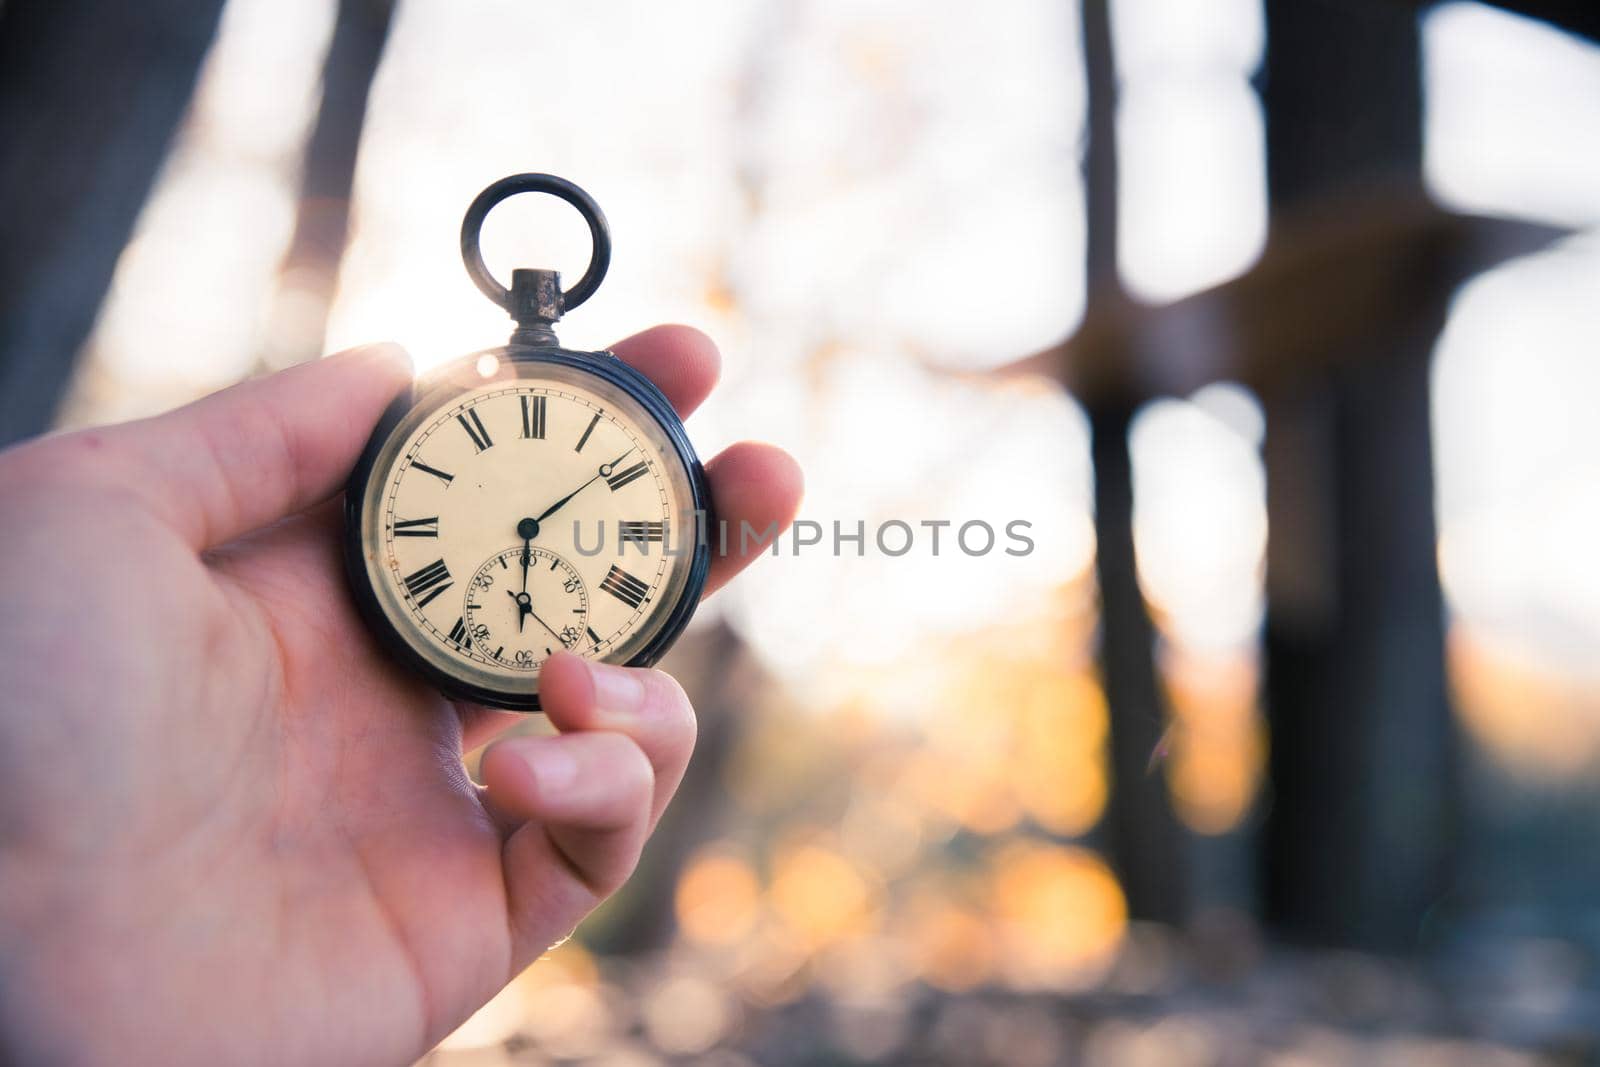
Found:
[4,0,1600,1063]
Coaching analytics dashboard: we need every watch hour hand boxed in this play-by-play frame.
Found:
[531,477,598,525]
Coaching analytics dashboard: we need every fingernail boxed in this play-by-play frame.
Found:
[584,659,647,715]
[520,742,578,791]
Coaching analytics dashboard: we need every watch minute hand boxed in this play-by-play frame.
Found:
[530,447,637,524]
[531,474,600,524]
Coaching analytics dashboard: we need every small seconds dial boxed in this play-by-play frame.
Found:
[463,546,590,671]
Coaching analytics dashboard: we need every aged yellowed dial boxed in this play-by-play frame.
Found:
[347,353,709,710]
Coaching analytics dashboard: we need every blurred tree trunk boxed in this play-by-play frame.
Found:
[1080,0,1186,926]
[0,0,224,447]
[1260,0,1455,950]
[260,0,395,369]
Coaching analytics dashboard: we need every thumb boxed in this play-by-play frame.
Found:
[59,344,411,548]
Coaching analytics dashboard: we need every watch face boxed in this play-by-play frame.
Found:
[349,350,706,704]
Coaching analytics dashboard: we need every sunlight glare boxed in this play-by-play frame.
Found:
[1129,394,1267,652]
[1425,2,1600,226]
[1112,0,1266,303]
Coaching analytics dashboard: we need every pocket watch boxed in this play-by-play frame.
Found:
[344,174,712,711]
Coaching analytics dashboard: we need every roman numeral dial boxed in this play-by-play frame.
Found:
[367,374,694,689]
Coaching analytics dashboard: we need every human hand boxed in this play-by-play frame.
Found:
[0,327,801,1065]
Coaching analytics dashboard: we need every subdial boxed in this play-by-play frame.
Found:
[462,545,590,672]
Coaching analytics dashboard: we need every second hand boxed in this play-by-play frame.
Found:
[526,603,565,645]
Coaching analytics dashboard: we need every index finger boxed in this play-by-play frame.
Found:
[610,324,720,418]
